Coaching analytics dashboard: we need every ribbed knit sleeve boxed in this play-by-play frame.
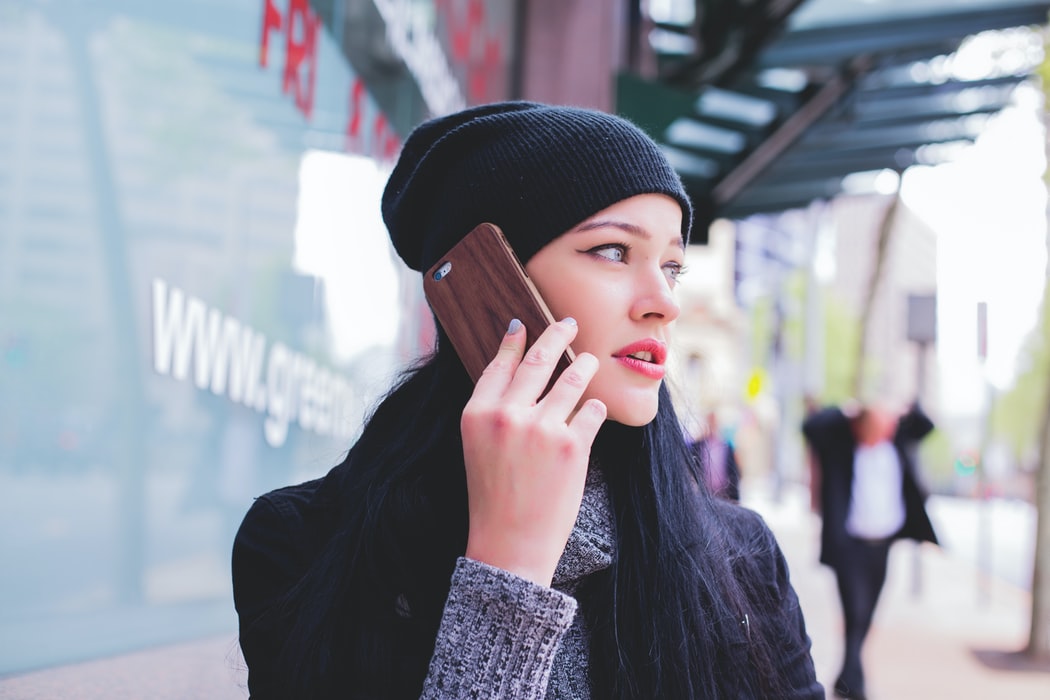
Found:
[420,557,578,700]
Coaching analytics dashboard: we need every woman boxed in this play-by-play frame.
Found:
[232,101,823,699]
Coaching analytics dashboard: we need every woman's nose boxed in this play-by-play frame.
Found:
[629,269,681,323]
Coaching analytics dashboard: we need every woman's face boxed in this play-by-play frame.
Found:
[525,193,685,426]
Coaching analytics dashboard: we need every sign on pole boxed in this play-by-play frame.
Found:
[977,301,988,361]
[906,293,937,344]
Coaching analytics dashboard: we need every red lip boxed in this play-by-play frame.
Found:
[613,339,667,379]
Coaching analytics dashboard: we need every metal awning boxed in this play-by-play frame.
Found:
[618,0,1050,241]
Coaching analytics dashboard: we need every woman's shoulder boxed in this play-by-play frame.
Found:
[236,477,326,544]
[231,476,330,620]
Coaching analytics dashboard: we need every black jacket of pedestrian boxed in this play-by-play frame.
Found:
[802,402,938,569]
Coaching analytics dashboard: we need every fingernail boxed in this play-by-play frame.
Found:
[561,317,577,327]
[507,318,523,335]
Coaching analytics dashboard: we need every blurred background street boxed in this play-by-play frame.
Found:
[747,478,1048,699]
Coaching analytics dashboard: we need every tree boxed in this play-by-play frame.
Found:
[1029,285,1050,660]
[853,188,901,399]
[1027,25,1050,662]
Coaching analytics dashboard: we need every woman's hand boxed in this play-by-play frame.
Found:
[461,318,607,587]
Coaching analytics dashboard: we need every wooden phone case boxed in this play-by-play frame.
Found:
[423,223,575,383]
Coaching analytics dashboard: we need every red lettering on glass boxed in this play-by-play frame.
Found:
[259,0,283,67]
[470,37,500,103]
[466,0,485,42]
[283,0,320,119]
[345,78,365,151]
[441,0,482,63]
[437,0,504,103]
[382,130,401,163]
[373,114,389,161]
[258,0,399,159]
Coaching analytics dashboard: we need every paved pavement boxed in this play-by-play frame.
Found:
[746,481,1050,700]
[0,635,247,700]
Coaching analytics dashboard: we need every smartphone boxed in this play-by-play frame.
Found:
[423,222,575,384]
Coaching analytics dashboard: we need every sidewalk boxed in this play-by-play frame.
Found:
[746,481,1049,700]
[0,635,246,700]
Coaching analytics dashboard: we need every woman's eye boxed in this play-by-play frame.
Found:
[588,244,627,262]
[664,262,687,283]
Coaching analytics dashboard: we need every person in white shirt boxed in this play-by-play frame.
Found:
[802,400,938,700]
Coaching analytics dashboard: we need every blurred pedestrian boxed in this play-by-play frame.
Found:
[802,400,939,699]
[688,410,740,501]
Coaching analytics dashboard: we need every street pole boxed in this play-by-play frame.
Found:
[977,382,996,607]
[907,293,937,598]
[976,301,992,607]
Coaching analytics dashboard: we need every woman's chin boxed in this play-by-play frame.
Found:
[604,402,659,427]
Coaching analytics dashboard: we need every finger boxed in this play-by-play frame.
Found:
[536,352,598,420]
[567,398,607,446]
[471,318,527,401]
[502,318,578,404]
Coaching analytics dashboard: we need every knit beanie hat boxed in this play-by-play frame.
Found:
[382,101,693,272]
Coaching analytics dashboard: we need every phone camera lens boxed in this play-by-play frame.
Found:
[434,262,452,281]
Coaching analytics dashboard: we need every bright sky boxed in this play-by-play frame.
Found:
[901,84,1047,414]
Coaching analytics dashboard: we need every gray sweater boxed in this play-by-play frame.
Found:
[421,469,614,699]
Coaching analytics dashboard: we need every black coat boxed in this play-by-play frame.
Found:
[802,404,938,569]
[232,471,825,699]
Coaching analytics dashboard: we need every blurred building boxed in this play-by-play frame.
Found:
[819,191,940,406]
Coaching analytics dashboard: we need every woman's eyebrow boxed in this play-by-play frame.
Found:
[573,220,685,250]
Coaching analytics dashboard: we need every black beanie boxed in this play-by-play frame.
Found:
[382,101,693,272]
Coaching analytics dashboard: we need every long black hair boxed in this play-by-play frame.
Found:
[263,326,794,698]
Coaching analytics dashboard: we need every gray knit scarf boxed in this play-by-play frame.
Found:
[545,468,616,699]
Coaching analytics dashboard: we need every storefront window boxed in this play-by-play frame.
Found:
[0,0,515,674]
